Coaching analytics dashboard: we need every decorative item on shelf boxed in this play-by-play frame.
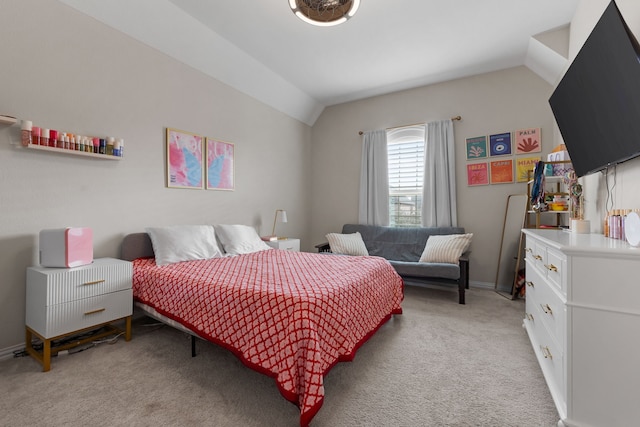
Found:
[625,211,640,247]
[288,0,360,26]
[563,169,583,220]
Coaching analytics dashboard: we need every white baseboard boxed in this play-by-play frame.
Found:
[0,342,25,362]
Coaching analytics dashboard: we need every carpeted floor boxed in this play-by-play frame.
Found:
[0,285,558,427]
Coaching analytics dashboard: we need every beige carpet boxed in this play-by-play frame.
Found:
[0,286,558,427]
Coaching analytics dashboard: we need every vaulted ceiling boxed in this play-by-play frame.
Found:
[58,0,579,125]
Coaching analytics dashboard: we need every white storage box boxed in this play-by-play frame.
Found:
[39,227,93,268]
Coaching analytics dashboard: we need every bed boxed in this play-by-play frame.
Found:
[121,228,403,426]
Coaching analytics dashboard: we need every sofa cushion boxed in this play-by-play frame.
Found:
[326,232,369,256]
[389,260,460,280]
[341,224,466,262]
[419,233,473,264]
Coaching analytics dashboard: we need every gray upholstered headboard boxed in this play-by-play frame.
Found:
[121,232,155,261]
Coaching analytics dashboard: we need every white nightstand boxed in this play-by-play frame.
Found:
[265,238,300,251]
[25,257,133,371]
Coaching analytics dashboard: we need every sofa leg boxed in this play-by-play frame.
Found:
[458,284,465,304]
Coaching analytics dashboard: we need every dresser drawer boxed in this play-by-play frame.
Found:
[29,289,133,338]
[524,302,565,408]
[27,258,132,306]
[544,248,565,292]
[532,277,566,349]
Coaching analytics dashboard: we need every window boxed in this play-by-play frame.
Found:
[387,126,425,227]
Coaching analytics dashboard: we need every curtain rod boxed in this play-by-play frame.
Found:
[358,115,461,135]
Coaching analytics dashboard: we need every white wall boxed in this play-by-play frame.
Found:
[0,0,311,350]
[571,0,640,230]
[309,66,558,286]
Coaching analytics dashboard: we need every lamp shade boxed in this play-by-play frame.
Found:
[272,209,288,237]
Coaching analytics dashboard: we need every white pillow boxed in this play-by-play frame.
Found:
[326,232,369,256]
[146,225,223,266]
[214,224,272,255]
[419,233,473,264]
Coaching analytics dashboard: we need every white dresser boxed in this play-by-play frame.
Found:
[265,238,300,251]
[522,229,640,426]
[25,257,133,371]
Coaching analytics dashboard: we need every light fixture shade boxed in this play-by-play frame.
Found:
[289,0,360,27]
[272,209,288,237]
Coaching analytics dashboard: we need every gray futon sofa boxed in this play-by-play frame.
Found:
[316,224,470,304]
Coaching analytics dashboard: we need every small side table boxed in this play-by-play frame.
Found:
[265,238,300,251]
[25,258,133,371]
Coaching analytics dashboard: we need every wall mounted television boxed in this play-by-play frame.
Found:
[549,0,640,177]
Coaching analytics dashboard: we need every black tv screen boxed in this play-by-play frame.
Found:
[549,0,640,177]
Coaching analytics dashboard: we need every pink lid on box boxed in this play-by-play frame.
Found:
[65,227,93,268]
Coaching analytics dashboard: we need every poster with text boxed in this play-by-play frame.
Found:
[489,132,512,156]
[467,162,489,186]
[466,136,488,160]
[516,156,541,182]
[490,159,514,184]
[515,128,541,154]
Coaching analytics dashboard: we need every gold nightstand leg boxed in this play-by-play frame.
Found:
[42,338,51,372]
[125,316,132,341]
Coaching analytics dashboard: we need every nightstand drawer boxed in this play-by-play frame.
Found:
[265,238,300,251]
[27,258,132,306]
[33,289,133,338]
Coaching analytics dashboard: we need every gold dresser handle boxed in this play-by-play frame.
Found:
[540,345,553,359]
[526,281,534,288]
[545,264,558,272]
[540,303,553,315]
[84,308,106,316]
[525,247,533,253]
[82,279,106,286]
[534,255,543,261]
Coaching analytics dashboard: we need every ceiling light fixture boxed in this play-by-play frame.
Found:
[289,0,361,27]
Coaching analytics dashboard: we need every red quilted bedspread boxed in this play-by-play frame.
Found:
[133,249,403,426]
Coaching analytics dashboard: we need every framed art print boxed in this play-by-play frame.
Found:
[166,128,204,189]
[516,156,541,183]
[489,132,512,156]
[515,128,541,154]
[467,162,489,186]
[466,136,488,160]
[206,138,235,190]
[490,159,514,184]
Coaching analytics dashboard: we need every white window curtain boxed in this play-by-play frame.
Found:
[422,119,457,227]
[358,130,389,225]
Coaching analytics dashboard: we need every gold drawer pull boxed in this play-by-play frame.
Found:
[84,308,106,316]
[82,279,106,286]
[534,255,543,261]
[526,281,534,288]
[540,345,553,359]
[525,313,534,321]
[545,264,558,272]
[525,247,533,253]
[540,303,553,315]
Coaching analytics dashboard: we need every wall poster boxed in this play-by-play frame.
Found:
[467,162,489,186]
[490,159,514,184]
[166,128,204,189]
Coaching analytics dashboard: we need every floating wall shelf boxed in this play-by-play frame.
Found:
[23,143,122,160]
